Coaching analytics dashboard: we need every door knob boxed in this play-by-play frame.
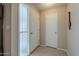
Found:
[30,32,33,34]
[55,32,57,34]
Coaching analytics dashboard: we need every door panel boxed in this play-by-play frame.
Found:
[29,8,40,52]
[45,13,58,48]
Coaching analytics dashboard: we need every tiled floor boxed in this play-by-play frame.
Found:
[30,46,67,56]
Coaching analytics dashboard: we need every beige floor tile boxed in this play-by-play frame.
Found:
[30,46,67,56]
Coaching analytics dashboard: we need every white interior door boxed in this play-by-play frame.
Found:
[29,8,40,52]
[45,13,58,48]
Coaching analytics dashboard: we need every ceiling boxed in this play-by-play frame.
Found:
[34,3,67,10]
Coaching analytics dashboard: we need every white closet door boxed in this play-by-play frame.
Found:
[29,8,40,52]
[45,13,58,48]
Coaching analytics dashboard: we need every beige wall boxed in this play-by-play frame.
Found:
[67,3,79,56]
[3,3,18,56]
[40,5,67,49]
[3,4,11,56]
[11,3,18,56]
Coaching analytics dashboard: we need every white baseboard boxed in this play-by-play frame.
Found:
[65,49,71,56]
[40,45,47,47]
[57,48,71,56]
[40,45,71,56]
[29,44,40,56]
[57,48,66,51]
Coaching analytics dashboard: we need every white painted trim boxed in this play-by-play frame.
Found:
[40,45,69,56]
[57,48,71,56]
[56,48,69,56]
[65,49,71,56]
[29,44,40,55]
[40,45,47,47]
[57,48,66,51]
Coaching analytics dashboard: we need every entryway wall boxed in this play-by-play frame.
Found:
[3,4,11,56]
[67,4,79,56]
[40,5,67,49]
